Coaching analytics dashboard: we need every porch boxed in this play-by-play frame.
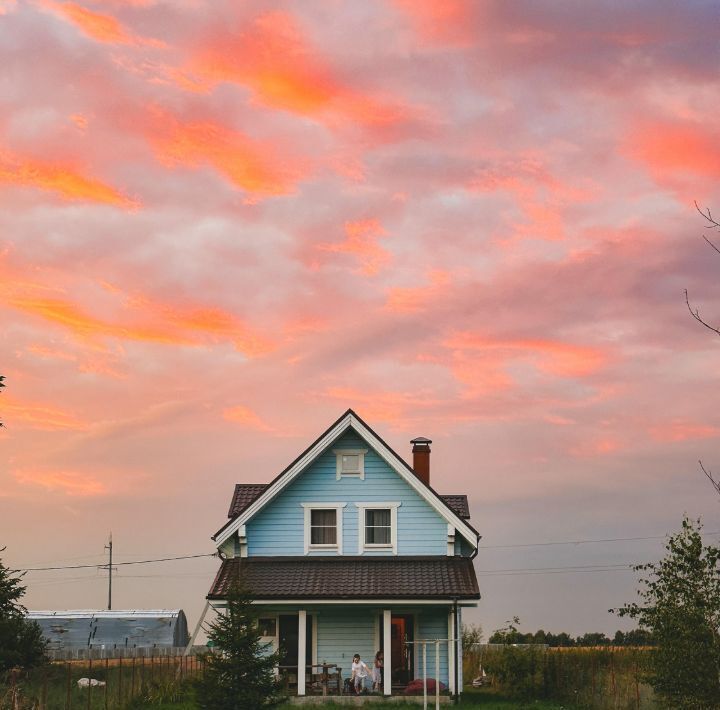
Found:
[252,603,463,698]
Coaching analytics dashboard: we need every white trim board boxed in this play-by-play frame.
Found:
[214,411,477,548]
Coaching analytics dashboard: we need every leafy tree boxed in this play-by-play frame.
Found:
[196,583,283,709]
[488,616,523,644]
[0,549,47,671]
[613,517,720,709]
[461,622,483,654]
[576,632,610,647]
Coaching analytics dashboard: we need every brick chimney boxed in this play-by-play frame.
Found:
[411,437,432,486]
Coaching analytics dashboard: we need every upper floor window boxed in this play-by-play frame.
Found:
[333,449,368,480]
[365,509,391,544]
[301,503,346,554]
[355,502,400,555]
[311,509,337,545]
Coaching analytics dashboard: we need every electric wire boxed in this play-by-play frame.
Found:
[478,531,720,549]
[17,552,216,572]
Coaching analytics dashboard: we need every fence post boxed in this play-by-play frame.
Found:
[87,656,92,710]
[422,641,427,710]
[131,656,136,700]
[41,666,48,710]
[104,658,109,710]
[634,660,640,710]
[435,641,440,710]
[118,657,123,706]
[66,662,72,710]
[610,651,616,709]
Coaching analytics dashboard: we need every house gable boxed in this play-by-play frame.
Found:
[213,409,478,551]
[245,429,449,556]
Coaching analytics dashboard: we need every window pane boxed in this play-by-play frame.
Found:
[310,509,337,545]
[311,509,336,526]
[366,509,390,527]
[311,525,337,544]
[341,454,360,472]
[258,618,276,636]
[366,525,391,544]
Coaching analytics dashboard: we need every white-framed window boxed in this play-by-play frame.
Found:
[355,502,400,555]
[258,617,277,637]
[301,503,346,554]
[333,449,368,479]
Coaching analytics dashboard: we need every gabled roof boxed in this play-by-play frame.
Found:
[228,483,471,521]
[207,556,480,600]
[213,409,479,548]
[439,495,470,520]
[227,484,268,518]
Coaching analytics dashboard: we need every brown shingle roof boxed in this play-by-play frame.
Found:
[207,556,480,600]
[439,495,470,519]
[227,485,470,521]
[227,484,268,518]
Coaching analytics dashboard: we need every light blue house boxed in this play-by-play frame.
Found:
[207,409,480,698]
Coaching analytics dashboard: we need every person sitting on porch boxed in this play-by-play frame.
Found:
[372,651,383,691]
[350,653,370,694]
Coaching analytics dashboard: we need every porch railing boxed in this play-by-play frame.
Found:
[278,663,343,696]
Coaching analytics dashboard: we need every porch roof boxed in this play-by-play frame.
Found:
[207,556,480,600]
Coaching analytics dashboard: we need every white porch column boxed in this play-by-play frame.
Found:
[447,610,455,695]
[383,609,392,696]
[298,610,307,696]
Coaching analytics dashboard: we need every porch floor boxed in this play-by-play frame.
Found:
[289,697,451,705]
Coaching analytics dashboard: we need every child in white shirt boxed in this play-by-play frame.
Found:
[350,654,370,694]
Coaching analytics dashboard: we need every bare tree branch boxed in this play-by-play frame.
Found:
[685,288,720,336]
[695,200,720,230]
[699,460,720,497]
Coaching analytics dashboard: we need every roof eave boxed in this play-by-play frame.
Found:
[213,409,479,548]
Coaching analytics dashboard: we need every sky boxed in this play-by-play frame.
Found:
[1,0,720,639]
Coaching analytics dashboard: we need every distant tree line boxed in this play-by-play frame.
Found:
[487,627,653,647]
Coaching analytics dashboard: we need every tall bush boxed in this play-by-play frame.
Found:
[614,517,720,709]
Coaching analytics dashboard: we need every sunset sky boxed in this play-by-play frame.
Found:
[2,0,720,638]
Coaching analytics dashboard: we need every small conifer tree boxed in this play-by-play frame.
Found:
[0,549,47,672]
[196,582,283,709]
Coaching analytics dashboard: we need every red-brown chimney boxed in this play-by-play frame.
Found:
[411,437,432,486]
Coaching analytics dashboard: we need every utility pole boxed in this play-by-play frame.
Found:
[104,533,113,610]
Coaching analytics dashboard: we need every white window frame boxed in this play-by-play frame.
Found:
[333,449,368,480]
[258,616,278,639]
[301,503,346,555]
[355,502,400,555]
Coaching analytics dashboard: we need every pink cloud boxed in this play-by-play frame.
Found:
[177,11,424,139]
[315,219,390,275]
[223,405,274,432]
[14,469,107,496]
[0,148,139,208]
[649,419,720,443]
[147,110,310,198]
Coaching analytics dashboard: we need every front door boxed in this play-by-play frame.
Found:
[381,614,414,686]
[278,614,312,671]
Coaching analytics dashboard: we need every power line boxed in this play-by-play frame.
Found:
[477,561,642,576]
[18,552,216,573]
[478,532,720,550]
[479,567,638,577]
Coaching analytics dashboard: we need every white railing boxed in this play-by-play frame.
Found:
[404,639,453,710]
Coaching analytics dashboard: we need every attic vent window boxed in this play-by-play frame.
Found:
[333,449,368,480]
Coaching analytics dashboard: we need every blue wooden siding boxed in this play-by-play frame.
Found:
[246,429,449,556]
[416,608,450,685]
[316,608,377,670]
